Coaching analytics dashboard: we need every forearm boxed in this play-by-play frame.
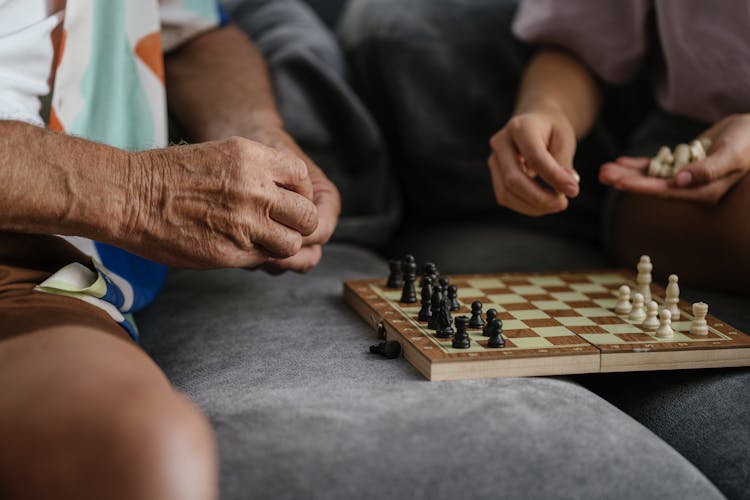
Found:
[0,121,133,241]
[165,25,283,143]
[515,49,603,138]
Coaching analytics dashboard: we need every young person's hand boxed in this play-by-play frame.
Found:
[599,114,750,205]
[488,105,581,216]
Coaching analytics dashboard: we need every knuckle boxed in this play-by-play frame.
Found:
[287,157,309,182]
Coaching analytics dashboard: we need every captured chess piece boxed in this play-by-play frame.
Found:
[690,302,709,336]
[483,309,498,337]
[435,294,455,338]
[428,288,443,330]
[418,277,433,322]
[628,293,646,323]
[369,341,402,359]
[400,255,418,303]
[641,300,659,333]
[447,284,460,311]
[656,308,674,339]
[636,255,653,303]
[615,285,632,315]
[452,316,471,349]
[665,274,680,320]
[386,259,402,289]
[487,319,505,348]
[469,301,485,329]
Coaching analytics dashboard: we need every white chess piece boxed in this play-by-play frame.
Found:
[641,301,660,333]
[636,255,652,303]
[615,285,632,314]
[656,309,674,338]
[689,139,706,161]
[665,274,680,320]
[673,143,691,174]
[628,293,646,322]
[690,302,709,336]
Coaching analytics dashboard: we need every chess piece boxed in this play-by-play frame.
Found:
[690,302,709,336]
[386,259,402,288]
[673,143,691,174]
[418,277,433,322]
[400,256,418,303]
[369,341,401,359]
[628,293,646,323]
[665,274,680,320]
[689,139,706,161]
[420,262,437,287]
[469,301,485,329]
[641,301,660,333]
[452,316,471,349]
[483,309,498,337]
[636,255,653,303]
[487,319,505,348]
[428,288,443,330]
[435,295,455,338]
[615,285,632,314]
[438,277,449,295]
[447,284,460,311]
[656,308,674,338]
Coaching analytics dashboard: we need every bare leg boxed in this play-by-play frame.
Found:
[611,173,750,292]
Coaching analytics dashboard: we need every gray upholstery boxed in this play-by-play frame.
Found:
[138,244,724,500]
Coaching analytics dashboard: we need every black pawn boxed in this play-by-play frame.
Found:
[438,277,449,295]
[447,284,460,311]
[400,256,417,303]
[483,308,498,337]
[420,262,437,287]
[436,295,455,339]
[418,277,433,322]
[452,316,471,349]
[369,341,402,359]
[428,288,443,330]
[386,259,402,288]
[487,319,505,348]
[469,301,485,329]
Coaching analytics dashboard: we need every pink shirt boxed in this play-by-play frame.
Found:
[513,0,750,123]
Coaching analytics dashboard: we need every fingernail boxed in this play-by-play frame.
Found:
[564,183,579,197]
[572,171,581,183]
[675,171,692,187]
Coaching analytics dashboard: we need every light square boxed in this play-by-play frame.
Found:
[510,309,550,320]
[593,298,618,309]
[468,278,506,289]
[570,283,608,293]
[528,276,566,286]
[501,319,527,330]
[489,294,527,305]
[603,324,643,334]
[532,300,571,310]
[510,285,546,295]
[588,274,626,285]
[457,288,484,298]
[535,326,575,337]
[575,307,616,318]
[551,291,588,301]
[510,337,553,349]
[557,316,597,327]
[579,333,624,344]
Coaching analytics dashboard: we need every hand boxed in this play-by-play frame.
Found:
[121,136,318,269]
[599,114,750,205]
[248,129,341,274]
[488,105,580,216]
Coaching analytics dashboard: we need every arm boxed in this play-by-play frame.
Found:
[488,49,602,215]
[164,25,340,273]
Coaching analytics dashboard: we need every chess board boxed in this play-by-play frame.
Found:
[344,270,750,381]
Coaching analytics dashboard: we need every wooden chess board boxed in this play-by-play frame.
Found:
[344,270,750,381]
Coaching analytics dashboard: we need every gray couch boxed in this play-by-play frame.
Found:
[138,1,750,498]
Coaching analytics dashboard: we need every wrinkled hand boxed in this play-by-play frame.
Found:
[122,136,318,269]
[599,114,750,205]
[488,106,580,216]
[249,128,341,274]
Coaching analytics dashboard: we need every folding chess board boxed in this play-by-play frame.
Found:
[344,270,750,381]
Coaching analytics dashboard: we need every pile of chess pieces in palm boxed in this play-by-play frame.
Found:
[647,138,712,178]
[617,255,709,338]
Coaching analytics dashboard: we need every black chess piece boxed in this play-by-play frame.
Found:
[483,308,498,337]
[469,301,485,329]
[386,259,403,288]
[447,284,460,311]
[420,262,437,287]
[428,288,443,330]
[487,319,505,348]
[418,277,433,322]
[436,294,455,338]
[400,256,418,303]
[369,341,402,359]
[438,277,449,295]
[452,316,471,349]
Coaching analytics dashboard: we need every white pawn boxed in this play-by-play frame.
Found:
[665,274,680,320]
[628,293,646,323]
[615,285,632,314]
[690,302,709,336]
[641,301,660,333]
[656,309,674,338]
[636,255,652,303]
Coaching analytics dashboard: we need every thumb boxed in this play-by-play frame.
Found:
[676,145,736,187]
[549,127,578,177]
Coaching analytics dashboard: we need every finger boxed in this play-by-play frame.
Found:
[302,189,339,246]
[511,126,579,197]
[613,156,650,169]
[675,145,739,187]
[599,161,648,186]
[262,245,323,274]
[489,150,567,215]
[254,220,303,259]
[270,188,319,236]
[264,148,314,200]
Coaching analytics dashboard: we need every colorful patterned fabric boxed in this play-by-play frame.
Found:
[0,0,222,340]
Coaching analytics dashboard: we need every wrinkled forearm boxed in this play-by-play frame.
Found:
[0,121,135,242]
[515,49,603,139]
